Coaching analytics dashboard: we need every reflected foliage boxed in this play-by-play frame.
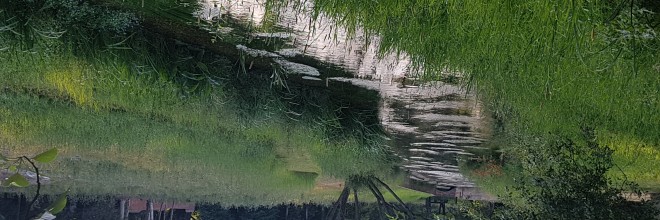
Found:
[0,0,396,206]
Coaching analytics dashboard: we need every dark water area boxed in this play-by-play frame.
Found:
[1,192,495,220]
[3,0,660,219]
[0,194,331,220]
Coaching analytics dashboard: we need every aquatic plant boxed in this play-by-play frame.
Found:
[0,148,68,220]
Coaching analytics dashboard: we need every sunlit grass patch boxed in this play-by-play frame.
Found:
[45,63,94,106]
[603,134,660,191]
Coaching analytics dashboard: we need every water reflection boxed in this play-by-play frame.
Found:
[1,192,498,219]
[196,0,493,200]
[1,1,496,219]
[0,193,329,220]
[1,1,394,208]
[198,0,415,79]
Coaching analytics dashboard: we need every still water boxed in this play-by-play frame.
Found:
[197,0,494,200]
[0,0,495,219]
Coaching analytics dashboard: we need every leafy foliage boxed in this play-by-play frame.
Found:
[498,129,659,219]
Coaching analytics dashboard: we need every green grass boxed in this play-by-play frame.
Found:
[604,134,660,191]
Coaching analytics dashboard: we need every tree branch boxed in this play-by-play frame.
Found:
[21,156,40,220]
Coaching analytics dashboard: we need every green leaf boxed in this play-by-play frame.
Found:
[2,173,29,187]
[33,148,58,163]
[0,154,6,162]
[47,191,68,214]
[8,165,17,172]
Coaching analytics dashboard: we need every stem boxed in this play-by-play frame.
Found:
[22,156,40,220]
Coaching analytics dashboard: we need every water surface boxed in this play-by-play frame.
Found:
[0,0,497,219]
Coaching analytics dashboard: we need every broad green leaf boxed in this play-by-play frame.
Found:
[47,191,68,214]
[2,173,29,187]
[8,165,17,172]
[33,148,58,163]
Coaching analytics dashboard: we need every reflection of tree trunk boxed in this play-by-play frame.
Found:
[147,200,154,220]
[125,200,130,219]
[159,202,165,220]
[353,189,360,220]
[169,201,175,220]
[16,195,23,220]
[67,197,77,219]
[120,200,126,220]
